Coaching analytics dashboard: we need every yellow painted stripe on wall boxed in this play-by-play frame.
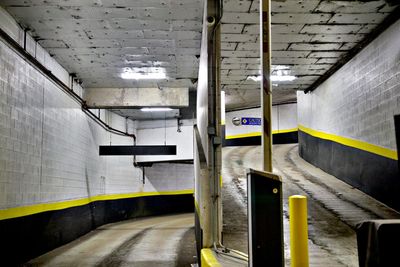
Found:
[274,127,298,134]
[298,125,398,160]
[226,131,261,139]
[0,189,194,221]
[225,128,298,140]
[201,249,222,267]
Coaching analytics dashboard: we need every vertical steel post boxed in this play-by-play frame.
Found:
[260,0,273,172]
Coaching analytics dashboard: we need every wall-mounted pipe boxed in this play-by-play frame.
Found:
[23,27,28,50]
[0,27,136,142]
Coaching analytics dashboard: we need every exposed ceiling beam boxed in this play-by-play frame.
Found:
[84,87,189,108]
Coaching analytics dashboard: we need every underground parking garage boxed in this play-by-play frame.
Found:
[0,0,399,266]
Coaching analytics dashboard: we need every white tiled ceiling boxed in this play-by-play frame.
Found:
[221,0,399,109]
[1,0,399,111]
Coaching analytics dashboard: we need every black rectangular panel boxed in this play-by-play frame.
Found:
[247,169,284,267]
[99,145,176,156]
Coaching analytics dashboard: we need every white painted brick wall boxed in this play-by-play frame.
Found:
[225,103,298,137]
[298,19,400,151]
[136,123,194,162]
[0,38,193,210]
[145,163,194,191]
[0,7,84,98]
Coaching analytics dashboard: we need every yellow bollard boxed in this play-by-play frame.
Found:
[289,195,309,267]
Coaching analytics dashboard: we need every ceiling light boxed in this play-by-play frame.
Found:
[121,72,166,80]
[246,75,297,82]
[141,108,173,112]
[271,75,296,82]
[247,75,262,82]
[272,65,290,70]
[121,67,166,80]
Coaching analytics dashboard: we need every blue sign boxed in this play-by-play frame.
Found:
[241,117,261,126]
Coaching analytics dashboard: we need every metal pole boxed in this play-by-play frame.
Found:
[260,0,273,172]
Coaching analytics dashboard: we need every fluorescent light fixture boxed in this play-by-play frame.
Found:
[247,75,297,82]
[121,67,166,80]
[121,72,166,80]
[141,107,173,112]
[247,75,262,81]
[247,65,296,82]
[271,75,296,81]
[272,65,290,70]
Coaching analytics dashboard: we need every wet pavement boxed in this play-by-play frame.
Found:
[25,213,197,267]
[221,144,400,267]
[25,144,400,267]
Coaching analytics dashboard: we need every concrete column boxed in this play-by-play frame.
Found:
[83,87,189,108]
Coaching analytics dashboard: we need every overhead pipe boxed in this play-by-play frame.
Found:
[0,27,136,142]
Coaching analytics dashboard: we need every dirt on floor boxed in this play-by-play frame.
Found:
[221,144,400,267]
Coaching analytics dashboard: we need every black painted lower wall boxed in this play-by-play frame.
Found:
[0,194,194,266]
[222,125,298,146]
[273,131,299,145]
[194,208,203,261]
[221,125,298,147]
[299,130,400,211]
[224,135,261,146]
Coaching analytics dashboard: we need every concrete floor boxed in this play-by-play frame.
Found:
[221,144,400,267]
[25,213,197,267]
[25,144,400,267]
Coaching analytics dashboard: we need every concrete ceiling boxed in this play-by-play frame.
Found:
[112,109,180,120]
[221,0,399,109]
[0,0,203,90]
[1,0,399,113]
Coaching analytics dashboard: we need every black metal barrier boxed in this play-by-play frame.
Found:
[247,169,284,267]
[357,220,400,267]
